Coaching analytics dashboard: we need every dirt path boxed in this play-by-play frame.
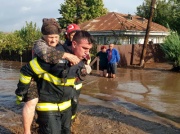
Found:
[71,102,180,134]
[1,101,180,134]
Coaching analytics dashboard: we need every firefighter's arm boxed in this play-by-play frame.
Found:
[15,57,51,104]
[15,64,34,104]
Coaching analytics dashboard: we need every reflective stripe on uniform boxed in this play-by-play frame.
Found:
[30,58,46,75]
[71,114,76,120]
[36,100,71,111]
[74,83,82,90]
[30,58,75,86]
[19,73,31,84]
[38,73,75,86]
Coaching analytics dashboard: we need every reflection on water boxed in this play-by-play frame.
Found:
[82,68,180,124]
[0,61,23,97]
[0,61,180,124]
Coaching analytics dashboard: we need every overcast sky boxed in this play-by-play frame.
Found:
[0,0,144,32]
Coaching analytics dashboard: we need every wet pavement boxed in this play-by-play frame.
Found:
[0,60,180,132]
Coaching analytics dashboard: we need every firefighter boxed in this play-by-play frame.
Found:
[34,23,91,121]
[64,23,84,120]
[21,22,91,134]
[20,20,82,134]
[15,18,94,134]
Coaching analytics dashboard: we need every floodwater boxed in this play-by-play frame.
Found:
[0,60,180,128]
[0,61,23,111]
[81,67,180,126]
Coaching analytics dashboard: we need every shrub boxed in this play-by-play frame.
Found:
[160,31,180,70]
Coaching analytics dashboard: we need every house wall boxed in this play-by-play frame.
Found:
[93,35,165,45]
[97,43,166,67]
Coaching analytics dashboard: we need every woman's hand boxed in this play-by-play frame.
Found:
[62,52,81,65]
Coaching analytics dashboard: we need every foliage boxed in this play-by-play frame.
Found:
[0,32,25,55]
[136,0,151,19]
[84,0,108,20]
[160,31,180,68]
[16,21,41,49]
[0,21,41,55]
[136,0,180,34]
[0,33,6,53]
[58,0,108,28]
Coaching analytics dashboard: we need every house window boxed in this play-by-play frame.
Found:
[119,36,129,45]
[96,36,104,44]
[130,37,139,44]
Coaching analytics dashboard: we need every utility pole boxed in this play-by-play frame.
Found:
[140,0,156,67]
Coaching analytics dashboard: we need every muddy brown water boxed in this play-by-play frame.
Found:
[82,68,180,124]
[0,61,180,133]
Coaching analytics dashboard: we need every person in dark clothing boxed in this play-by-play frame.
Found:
[15,18,94,134]
[96,45,108,77]
[64,23,91,121]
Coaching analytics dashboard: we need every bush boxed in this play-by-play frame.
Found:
[0,22,41,55]
[160,31,180,70]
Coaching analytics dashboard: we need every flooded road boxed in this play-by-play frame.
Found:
[0,60,180,133]
[0,61,22,108]
[81,67,180,125]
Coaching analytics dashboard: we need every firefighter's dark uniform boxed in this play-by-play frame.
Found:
[63,40,84,120]
[15,44,86,134]
[31,38,89,120]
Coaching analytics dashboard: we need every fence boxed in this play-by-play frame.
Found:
[0,44,166,66]
[0,50,32,62]
[95,43,166,67]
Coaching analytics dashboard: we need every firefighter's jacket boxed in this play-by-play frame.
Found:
[15,45,85,103]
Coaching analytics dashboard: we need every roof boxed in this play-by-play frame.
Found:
[79,12,168,32]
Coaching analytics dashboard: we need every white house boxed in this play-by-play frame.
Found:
[79,12,169,45]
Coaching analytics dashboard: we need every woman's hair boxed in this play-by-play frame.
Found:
[101,45,106,50]
[41,18,61,35]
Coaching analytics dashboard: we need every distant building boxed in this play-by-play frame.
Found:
[79,12,169,45]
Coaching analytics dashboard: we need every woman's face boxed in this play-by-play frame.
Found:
[102,48,106,52]
[43,34,59,47]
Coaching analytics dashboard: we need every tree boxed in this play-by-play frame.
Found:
[0,32,26,57]
[136,0,151,19]
[17,21,41,49]
[160,31,180,71]
[136,0,180,33]
[0,33,7,53]
[58,0,108,28]
[0,21,41,55]
[85,0,108,20]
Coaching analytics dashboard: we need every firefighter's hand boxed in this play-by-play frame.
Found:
[78,69,86,81]
[78,65,92,80]
[63,53,80,65]
[16,95,23,105]
[83,54,91,65]
[85,65,92,74]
